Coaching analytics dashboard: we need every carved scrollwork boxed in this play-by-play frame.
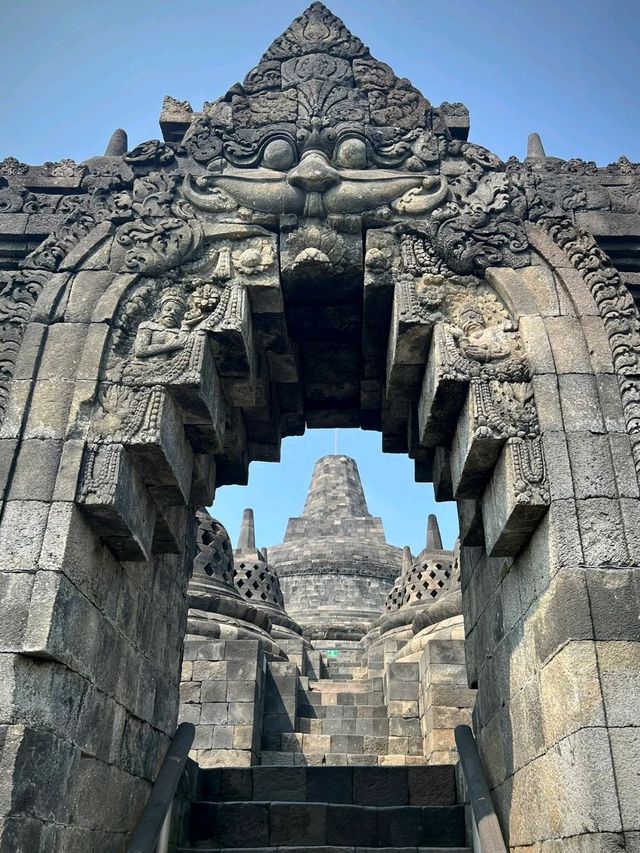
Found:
[0,157,29,176]
[115,218,202,275]
[79,442,121,503]
[532,211,640,479]
[21,208,99,271]
[0,270,49,423]
[0,186,40,214]
[511,436,549,504]
[124,140,182,169]
[394,164,529,277]
[42,158,85,178]
[262,2,367,60]
[162,95,193,114]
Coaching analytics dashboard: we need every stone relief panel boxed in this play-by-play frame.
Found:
[374,230,549,555]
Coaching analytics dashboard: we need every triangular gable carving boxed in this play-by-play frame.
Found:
[179,2,451,170]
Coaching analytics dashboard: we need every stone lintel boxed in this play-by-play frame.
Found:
[417,328,468,448]
[482,438,549,557]
[209,287,257,408]
[386,280,433,402]
[450,381,507,499]
[77,442,156,561]
[457,498,484,547]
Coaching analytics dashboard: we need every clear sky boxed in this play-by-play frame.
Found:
[1,0,638,553]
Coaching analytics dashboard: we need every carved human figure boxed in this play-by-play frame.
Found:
[453,304,512,363]
[134,288,190,360]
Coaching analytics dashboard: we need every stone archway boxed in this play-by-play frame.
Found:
[1,3,639,851]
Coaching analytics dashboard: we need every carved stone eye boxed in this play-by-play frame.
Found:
[335,138,367,169]
[262,139,295,171]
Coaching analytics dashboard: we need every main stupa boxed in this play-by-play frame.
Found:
[268,454,403,639]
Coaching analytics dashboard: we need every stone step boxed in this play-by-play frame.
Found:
[197,766,455,805]
[308,681,371,693]
[277,732,426,758]
[316,717,390,736]
[281,733,383,755]
[188,802,466,849]
[179,847,471,853]
[260,752,431,766]
[299,690,385,707]
[296,717,390,737]
[298,699,387,717]
[324,672,356,681]
[297,705,388,728]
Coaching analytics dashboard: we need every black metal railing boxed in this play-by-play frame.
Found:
[454,725,507,853]
[127,722,195,853]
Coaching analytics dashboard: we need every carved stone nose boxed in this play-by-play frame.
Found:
[287,151,340,192]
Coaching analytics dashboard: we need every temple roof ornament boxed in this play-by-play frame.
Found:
[178,1,465,176]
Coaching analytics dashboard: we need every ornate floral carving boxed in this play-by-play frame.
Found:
[399,170,529,276]
[0,186,40,214]
[124,139,181,168]
[0,270,49,422]
[511,436,548,504]
[532,212,640,479]
[42,159,85,178]
[177,1,454,176]
[162,95,193,114]
[232,240,275,275]
[606,155,640,175]
[21,208,98,271]
[439,102,468,117]
[262,2,367,60]
[79,443,120,502]
[115,218,202,275]
[0,157,29,176]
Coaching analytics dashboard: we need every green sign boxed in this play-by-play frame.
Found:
[326,650,339,659]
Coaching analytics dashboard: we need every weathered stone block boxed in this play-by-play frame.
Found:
[270,802,327,846]
[450,381,507,499]
[0,572,35,650]
[597,641,640,726]
[482,438,549,557]
[77,451,154,563]
[418,327,469,447]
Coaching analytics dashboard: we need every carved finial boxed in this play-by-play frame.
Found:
[527,132,546,159]
[104,128,128,157]
[401,545,413,578]
[426,514,443,551]
[237,507,256,551]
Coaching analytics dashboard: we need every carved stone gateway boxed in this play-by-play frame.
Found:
[0,3,639,850]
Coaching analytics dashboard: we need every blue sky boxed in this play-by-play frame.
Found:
[2,0,638,552]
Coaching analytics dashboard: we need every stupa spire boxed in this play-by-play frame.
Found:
[401,545,413,578]
[302,455,370,518]
[527,132,546,159]
[104,128,128,156]
[236,507,256,552]
[426,513,443,551]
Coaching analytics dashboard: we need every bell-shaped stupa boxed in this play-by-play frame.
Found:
[268,455,402,639]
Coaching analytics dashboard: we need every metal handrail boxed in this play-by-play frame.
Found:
[127,722,195,853]
[454,725,508,853]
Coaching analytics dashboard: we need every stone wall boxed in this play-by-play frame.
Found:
[0,506,191,851]
[180,637,265,767]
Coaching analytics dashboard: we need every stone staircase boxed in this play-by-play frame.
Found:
[260,648,425,766]
[180,765,470,851]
